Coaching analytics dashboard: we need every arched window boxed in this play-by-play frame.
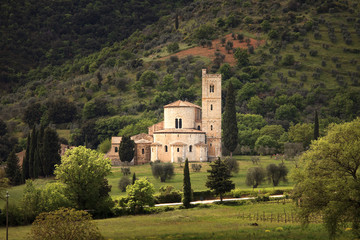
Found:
[165,145,168,152]
[211,125,213,130]
[179,118,182,128]
[197,126,200,130]
[189,145,192,152]
[175,119,178,128]
[210,104,213,111]
[210,84,214,93]
[177,148,180,152]
[115,147,118,152]
[142,149,145,154]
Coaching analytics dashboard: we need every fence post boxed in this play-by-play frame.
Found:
[271,213,272,223]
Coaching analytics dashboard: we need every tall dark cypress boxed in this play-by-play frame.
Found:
[222,82,238,158]
[33,127,42,178]
[22,133,30,180]
[29,125,37,178]
[42,127,61,176]
[183,158,192,208]
[314,110,319,140]
[132,172,137,184]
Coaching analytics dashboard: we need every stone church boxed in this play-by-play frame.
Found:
[106,69,222,164]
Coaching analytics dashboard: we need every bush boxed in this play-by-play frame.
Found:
[121,167,131,176]
[151,162,175,182]
[118,176,131,192]
[223,157,239,174]
[282,54,295,66]
[29,208,102,240]
[155,186,182,204]
[167,42,179,53]
[191,164,202,172]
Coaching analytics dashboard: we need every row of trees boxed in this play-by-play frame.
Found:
[22,126,61,181]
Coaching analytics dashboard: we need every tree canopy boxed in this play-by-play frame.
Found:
[54,146,113,216]
[292,118,360,238]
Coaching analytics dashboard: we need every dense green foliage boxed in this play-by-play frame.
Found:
[151,162,175,182]
[29,208,102,240]
[206,158,235,201]
[292,118,360,239]
[118,136,135,163]
[125,178,155,213]
[54,146,113,216]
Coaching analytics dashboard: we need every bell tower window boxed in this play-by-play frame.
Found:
[165,145,168,152]
[211,125,213,130]
[189,145,192,152]
[210,104,213,111]
[175,119,178,128]
[179,119,182,128]
[210,84,214,93]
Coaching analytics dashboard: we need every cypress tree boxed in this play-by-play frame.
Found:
[29,125,37,178]
[5,149,22,185]
[206,157,235,202]
[223,82,238,158]
[314,110,319,140]
[183,158,192,208]
[175,13,179,30]
[119,136,135,163]
[22,133,30,180]
[33,127,42,178]
[42,127,61,176]
[132,172,136,184]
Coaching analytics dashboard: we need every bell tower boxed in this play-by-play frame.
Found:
[201,69,222,161]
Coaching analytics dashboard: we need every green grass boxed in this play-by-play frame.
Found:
[0,201,354,240]
[0,155,294,207]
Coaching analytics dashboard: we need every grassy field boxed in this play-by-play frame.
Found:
[0,201,354,240]
[0,155,294,207]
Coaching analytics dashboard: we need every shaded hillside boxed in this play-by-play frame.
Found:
[0,0,360,157]
[0,0,192,90]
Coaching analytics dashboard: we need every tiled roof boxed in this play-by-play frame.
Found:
[164,100,201,109]
[154,128,205,134]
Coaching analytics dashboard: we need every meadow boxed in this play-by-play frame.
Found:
[0,201,354,240]
[1,155,294,207]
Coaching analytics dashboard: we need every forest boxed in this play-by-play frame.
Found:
[0,0,360,162]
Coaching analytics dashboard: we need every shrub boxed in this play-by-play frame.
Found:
[167,42,179,53]
[155,186,182,204]
[223,157,239,174]
[191,164,202,172]
[309,49,318,56]
[282,54,295,66]
[121,167,131,176]
[246,167,266,188]
[118,176,131,192]
[29,208,102,240]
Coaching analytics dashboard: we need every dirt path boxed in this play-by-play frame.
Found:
[164,33,265,65]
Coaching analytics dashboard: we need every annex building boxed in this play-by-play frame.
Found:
[106,69,222,164]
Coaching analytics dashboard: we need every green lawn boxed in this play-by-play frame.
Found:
[1,155,294,206]
[0,201,354,240]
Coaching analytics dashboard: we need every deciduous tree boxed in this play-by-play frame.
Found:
[292,118,360,238]
[126,178,155,213]
[54,146,113,216]
[151,162,174,182]
[29,208,102,240]
[266,163,288,186]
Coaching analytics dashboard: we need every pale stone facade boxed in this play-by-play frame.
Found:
[107,69,222,164]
